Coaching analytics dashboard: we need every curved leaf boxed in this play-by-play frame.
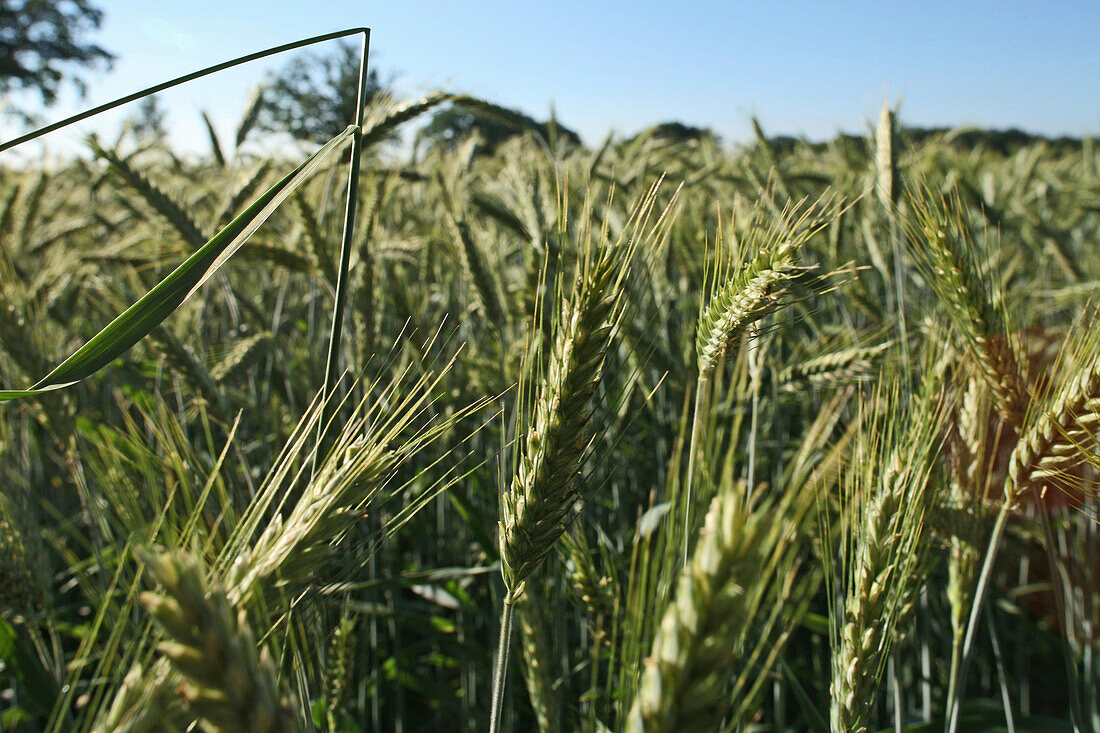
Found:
[0,125,358,401]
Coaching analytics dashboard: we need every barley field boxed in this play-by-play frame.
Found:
[1,84,1098,732]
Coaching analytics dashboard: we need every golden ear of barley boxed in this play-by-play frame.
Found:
[875,103,897,209]
[1007,361,1100,504]
[140,550,301,733]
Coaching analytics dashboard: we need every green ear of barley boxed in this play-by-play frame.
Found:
[516,588,561,732]
[777,342,891,392]
[695,199,833,376]
[216,161,273,227]
[200,111,227,168]
[875,103,897,209]
[323,614,357,729]
[829,381,946,733]
[447,213,507,329]
[139,550,301,733]
[90,137,209,250]
[94,661,186,733]
[491,186,675,732]
[499,242,621,596]
[907,189,1025,418]
[626,482,810,733]
[234,85,266,150]
[211,332,272,383]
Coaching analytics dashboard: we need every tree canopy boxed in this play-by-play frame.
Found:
[0,0,113,111]
[418,99,581,154]
[255,40,385,144]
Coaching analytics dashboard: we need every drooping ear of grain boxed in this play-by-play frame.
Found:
[907,189,1025,420]
[695,199,833,377]
[1006,348,1100,505]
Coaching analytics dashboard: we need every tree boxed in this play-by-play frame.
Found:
[0,0,114,110]
[256,40,386,144]
[418,99,581,155]
[628,121,717,145]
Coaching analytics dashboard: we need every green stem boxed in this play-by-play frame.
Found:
[489,600,516,733]
[683,372,710,566]
[946,630,963,723]
[947,503,1009,733]
[985,603,1017,733]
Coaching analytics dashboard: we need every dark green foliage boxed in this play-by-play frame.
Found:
[0,0,113,111]
[256,40,384,144]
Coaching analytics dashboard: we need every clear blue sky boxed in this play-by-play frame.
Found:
[5,0,1099,154]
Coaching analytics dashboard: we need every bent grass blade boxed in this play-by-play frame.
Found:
[0,125,358,402]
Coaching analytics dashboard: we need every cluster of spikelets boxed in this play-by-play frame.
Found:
[497,237,624,600]
[1007,349,1100,504]
[828,382,946,733]
[626,481,812,732]
[138,551,299,732]
[499,185,673,602]
[491,185,677,730]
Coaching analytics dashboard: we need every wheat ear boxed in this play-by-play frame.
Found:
[830,383,944,733]
[1007,360,1100,504]
[684,198,832,559]
[907,190,1025,419]
[491,184,674,732]
[139,550,300,733]
[626,483,809,732]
